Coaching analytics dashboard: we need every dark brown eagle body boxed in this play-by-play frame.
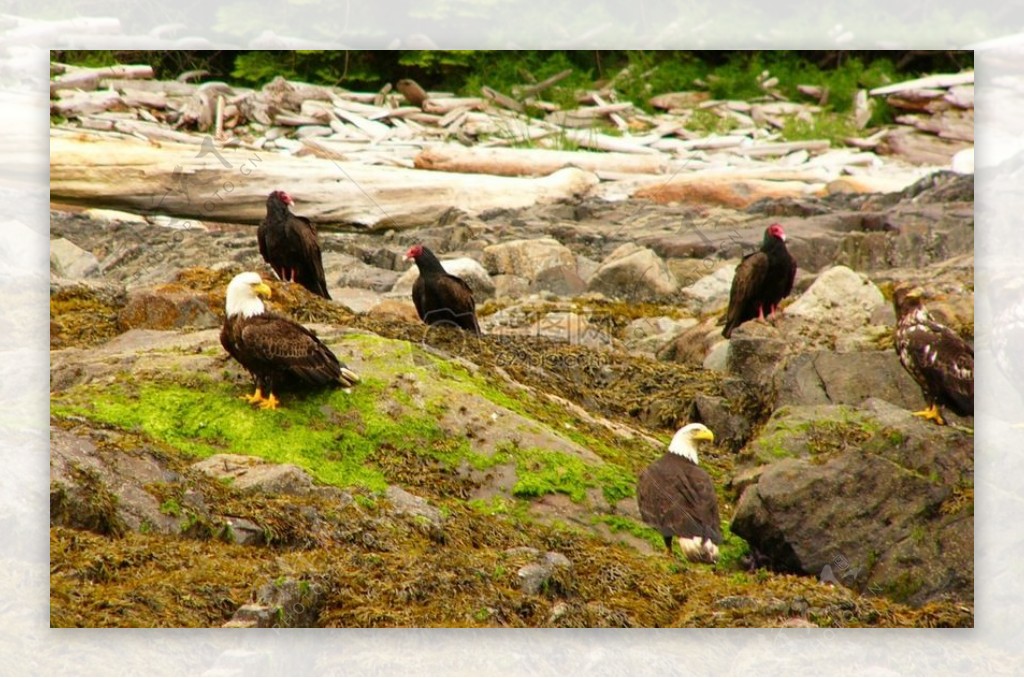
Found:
[722,223,797,338]
[893,285,973,425]
[403,244,481,334]
[258,190,331,299]
[221,272,357,409]
[636,424,722,563]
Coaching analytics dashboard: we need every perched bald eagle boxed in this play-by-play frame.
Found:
[403,244,481,334]
[893,284,973,425]
[258,190,331,299]
[220,272,358,410]
[722,223,797,338]
[637,423,722,564]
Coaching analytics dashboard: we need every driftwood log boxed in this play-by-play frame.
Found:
[49,132,599,229]
[414,145,669,177]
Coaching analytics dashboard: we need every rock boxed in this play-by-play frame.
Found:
[117,286,220,332]
[225,577,322,628]
[492,274,530,299]
[515,550,572,595]
[384,485,445,538]
[50,426,186,536]
[623,315,697,354]
[731,401,973,606]
[655,317,721,368]
[587,243,679,301]
[333,287,383,314]
[694,393,753,452]
[774,350,926,412]
[702,339,729,372]
[482,237,576,281]
[390,256,495,301]
[528,266,587,296]
[680,263,737,314]
[366,299,420,324]
[50,237,99,279]
[525,311,610,347]
[220,516,264,545]
[575,254,600,283]
[193,454,316,496]
[786,265,885,332]
[726,321,789,386]
[326,253,401,293]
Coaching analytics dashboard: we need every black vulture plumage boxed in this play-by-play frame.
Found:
[258,190,331,299]
[637,423,722,564]
[403,244,481,334]
[220,272,358,410]
[893,283,973,425]
[722,223,797,338]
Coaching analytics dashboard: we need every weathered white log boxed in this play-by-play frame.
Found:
[728,140,831,157]
[422,97,484,114]
[648,91,710,111]
[518,69,573,98]
[413,144,669,177]
[120,89,167,109]
[562,129,662,155]
[869,72,974,96]
[895,110,974,142]
[111,120,207,145]
[52,90,122,117]
[853,89,872,130]
[50,133,600,230]
[481,86,523,113]
[877,127,971,165]
[50,71,100,96]
[331,107,392,139]
[275,113,326,127]
[944,85,974,110]
[104,79,198,96]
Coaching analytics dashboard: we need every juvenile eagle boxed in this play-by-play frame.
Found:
[893,284,973,425]
[403,244,481,334]
[722,223,797,338]
[637,423,722,564]
[220,272,358,410]
[258,190,331,299]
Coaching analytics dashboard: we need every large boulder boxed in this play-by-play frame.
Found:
[774,350,926,411]
[587,243,679,301]
[390,256,495,301]
[680,263,736,314]
[50,237,100,279]
[117,286,220,332]
[786,265,885,331]
[731,400,973,607]
[482,238,576,281]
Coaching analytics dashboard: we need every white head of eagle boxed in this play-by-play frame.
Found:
[226,272,272,319]
[668,423,715,464]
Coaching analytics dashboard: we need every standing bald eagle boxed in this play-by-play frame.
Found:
[258,190,331,299]
[893,284,973,425]
[403,244,481,334]
[637,423,722,564]
[722,223,797,338]
[220,272,358,410]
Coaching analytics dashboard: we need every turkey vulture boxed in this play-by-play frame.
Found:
[722,223,797,338]
[403,244,481,334]
[258,190,331,299]
[893,283,973,425]
[220,272,358,410]
[637,423,722,564]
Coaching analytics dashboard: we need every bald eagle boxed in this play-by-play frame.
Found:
[220,272,358,410]
[893,284,973,425]
[637,423,722,564]
[258,190,331,299]
[403,244,481,334]
[722,223,797,338]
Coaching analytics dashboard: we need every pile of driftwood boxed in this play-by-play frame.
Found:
[49,61,974,229]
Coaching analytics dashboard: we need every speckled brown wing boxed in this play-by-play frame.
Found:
[414,272,480,334]
[897,315,974,416]
[723,251,769,338]
[637,454,722,544]
[287,214,331,299]
[237,313,342,386]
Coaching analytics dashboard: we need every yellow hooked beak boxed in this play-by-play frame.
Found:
[254,282,272,299]
[693,428,715,443]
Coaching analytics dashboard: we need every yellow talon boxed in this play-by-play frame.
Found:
[911,404,946,426]
[240,388,264,405]
[258,393,280,410]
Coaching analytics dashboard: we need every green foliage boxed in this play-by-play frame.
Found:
[509,446,634,504]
